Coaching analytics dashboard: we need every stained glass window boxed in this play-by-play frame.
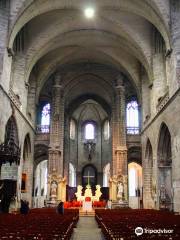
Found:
[85,123,95,140]
[103,120,110,140]
[126,100,139,134]
[41,103,50,133]
[70,119,76,140]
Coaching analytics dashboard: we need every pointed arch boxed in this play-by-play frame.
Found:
[23,133,31,161]
[145,138,153,166]
[157,122,172,166]
[157,122,172,210]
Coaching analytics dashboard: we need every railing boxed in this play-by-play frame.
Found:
[126,127,139,135]
[36,125,50,133]
[36,125,139,135]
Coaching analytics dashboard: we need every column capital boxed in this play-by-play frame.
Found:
[115,146,127,153]
[116,73,125,87]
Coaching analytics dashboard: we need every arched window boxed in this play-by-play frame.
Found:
[85,123,95,140]
[103,120,110,140]
[69,163,76,187]
[126,100,139,134]
[103,163,110,187]
[70,119,76,140]
[41,103,50,133]
[34,160,48,207]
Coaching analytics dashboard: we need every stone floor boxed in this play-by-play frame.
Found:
[71,217,104,240]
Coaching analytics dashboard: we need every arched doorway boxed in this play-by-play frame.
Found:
[21,134,32,203]
[34,160,48,208]
[128,162,142,209]
[157,123,172,210]
[82,164,97,188]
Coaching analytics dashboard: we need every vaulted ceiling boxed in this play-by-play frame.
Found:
[9,0,171,104]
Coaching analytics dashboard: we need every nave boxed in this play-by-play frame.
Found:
[0,207,180,240]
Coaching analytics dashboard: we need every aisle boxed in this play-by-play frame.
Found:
[71,216,104,240]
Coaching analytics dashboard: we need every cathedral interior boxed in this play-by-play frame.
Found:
[0,0,180,219]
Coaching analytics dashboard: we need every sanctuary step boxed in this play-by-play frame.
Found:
[79,209,95,217]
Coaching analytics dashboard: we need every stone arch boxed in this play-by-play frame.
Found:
[21,133,32,199]
[8,0,171,51]
[33,159,48,208]
[158,123,172,166]
[66,94,111,117]
[127,146,141,165]
[34,144,48,167]
[23,133,31,160]
[157,122,172,210]
[128,162,142,209]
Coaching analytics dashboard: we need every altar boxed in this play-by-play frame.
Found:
[83,200,92,211]
[75,184,102,211]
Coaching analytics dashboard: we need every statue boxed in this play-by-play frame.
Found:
[117,181,124,200]
[50,181,58,198]
[75,185,83,201]
[94,185,102,201]
[84,184,93,199]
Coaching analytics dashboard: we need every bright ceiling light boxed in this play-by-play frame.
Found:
[84,7,95,19]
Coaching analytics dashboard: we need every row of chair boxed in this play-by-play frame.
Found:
[95,209,180,240]
[0,208,79,240]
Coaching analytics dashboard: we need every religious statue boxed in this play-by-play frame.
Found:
[94,185,102,201]
[117,181,124,200]
[75,185,84,201]
[50,181,58,198]
[84,184,93,199]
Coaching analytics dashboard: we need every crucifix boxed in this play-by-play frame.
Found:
[83,171,95,185]
[84,141,96,161]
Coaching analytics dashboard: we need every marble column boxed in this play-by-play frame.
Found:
[110,74,128,203]
[47,72,66,202]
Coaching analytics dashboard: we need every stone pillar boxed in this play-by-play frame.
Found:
[0,1,10,83]
[143,158,154,209]
[171,1,180,88]
[48,72,66,202]
[110,74,128,203]
[141,68,151,125]
[151,27,167,116]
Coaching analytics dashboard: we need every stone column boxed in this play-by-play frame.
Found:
[110,74,128,203]
[143,157,154,209]
[47,72,66,202]
[171,1,180,88]
[0,1,10,83]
